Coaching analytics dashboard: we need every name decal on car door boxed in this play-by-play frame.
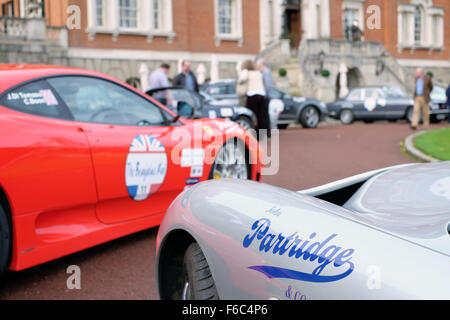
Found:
[243,218,355,283]
[125,135,168,201]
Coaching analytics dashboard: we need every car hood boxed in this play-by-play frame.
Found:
[343,162,450,256]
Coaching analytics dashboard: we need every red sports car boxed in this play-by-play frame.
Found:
[0,64,262,273]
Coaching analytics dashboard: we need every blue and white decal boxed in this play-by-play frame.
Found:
[125,135,168,201]
[243,218,355,283]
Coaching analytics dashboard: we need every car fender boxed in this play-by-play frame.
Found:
[295,100,327,121]
[157,179,450,300]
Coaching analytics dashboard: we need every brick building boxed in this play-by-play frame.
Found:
[0,0,448,97]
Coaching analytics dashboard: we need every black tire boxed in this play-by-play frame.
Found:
[182,242,219,300]
[363,120,374,124]
[0,205,11,276]
[300,106,320,129]
[277,124,289,130]
[340,109,354,125]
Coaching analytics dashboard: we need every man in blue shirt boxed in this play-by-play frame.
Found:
[173,60,199,93]
[411,68,433,130]
[148,63,171,105]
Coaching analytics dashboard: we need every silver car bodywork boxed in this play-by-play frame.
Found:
[156,162,450,299]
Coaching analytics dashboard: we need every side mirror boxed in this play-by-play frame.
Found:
[173,101,194,122]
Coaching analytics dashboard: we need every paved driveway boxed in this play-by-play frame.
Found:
[0,121,446,300]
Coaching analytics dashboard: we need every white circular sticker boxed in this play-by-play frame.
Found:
[364,99,377,112]
[125,135,168,201]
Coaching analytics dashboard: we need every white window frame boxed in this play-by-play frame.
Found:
[214,0,243,47]
[397,0,445,53]
[342,0,365,40]
[86,0,175,43]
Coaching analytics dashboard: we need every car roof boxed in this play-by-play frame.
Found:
[350,85,400,90]
[0,64,115,92]
[205,79,236,85]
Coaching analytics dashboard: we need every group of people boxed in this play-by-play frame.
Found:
[148,60,199,105]
[147,58,278,140]
[236,58,276,140]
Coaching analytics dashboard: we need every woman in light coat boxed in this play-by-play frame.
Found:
[237,60,270,139]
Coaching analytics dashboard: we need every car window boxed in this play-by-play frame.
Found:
[165,89,199,109]
[226,83,236,95]
[383,86,406,98]
[207,84,229,96]
[0,80,72,120]
[430,86,446,101]
[347,89,362,101]
[365,89,381,100]
[271,88,284,99]
[48,76,166,126]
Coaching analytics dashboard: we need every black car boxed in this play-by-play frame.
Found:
[146,87,257,130]
[201,79,328,129]
[327,85,449,124]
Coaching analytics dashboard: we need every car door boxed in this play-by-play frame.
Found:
[382,86,411,119]
[48,76,191,225]
[344,88,365,118]
[364,88,385,119]
[0,79,97,220]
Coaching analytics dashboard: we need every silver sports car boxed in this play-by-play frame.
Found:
[156,162,450,300]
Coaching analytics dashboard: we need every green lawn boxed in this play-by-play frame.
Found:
[414,127,450,161]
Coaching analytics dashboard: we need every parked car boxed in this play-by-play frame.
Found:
[201,79,327,129]
[327,85,450,124]
[147,87,257,131]
[156,162,450,300]
[429,86,450,122]
[0,64,262,274]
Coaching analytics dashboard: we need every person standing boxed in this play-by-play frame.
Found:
[411,68,433,130]
[238,60,269,140]
[257,58,275,134]
[173,60,199,93]
[148,63,171,105]
[351,20,364,41]
[446,84,450,124]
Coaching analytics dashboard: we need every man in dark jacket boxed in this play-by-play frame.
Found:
[173,60,199,93]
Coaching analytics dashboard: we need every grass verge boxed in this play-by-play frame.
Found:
[414,127,450,161]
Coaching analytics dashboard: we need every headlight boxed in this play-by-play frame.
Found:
[429,103,439,110]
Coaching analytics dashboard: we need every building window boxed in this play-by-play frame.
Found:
[214,0,243,46]
[397,2,444,51]
[414,6,422,44]
[95,0,105,27]
[86,0,175,42]
[218,0,233,35]
[152,0,161,30]
[119,0,138,29]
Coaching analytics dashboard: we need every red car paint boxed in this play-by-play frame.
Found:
[0,64,262,271]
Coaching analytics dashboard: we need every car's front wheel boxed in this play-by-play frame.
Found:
[340,109,354,125]
[300,106,320,128]
[182,242,219,300]
[209,139,250,180]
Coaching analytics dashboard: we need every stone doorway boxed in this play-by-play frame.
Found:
[283,0,302,51]
[335,66,363,100]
